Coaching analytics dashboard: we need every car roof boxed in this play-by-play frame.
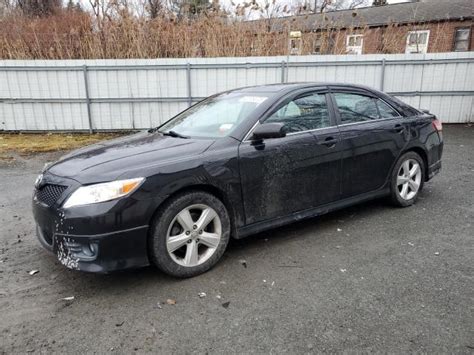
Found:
[230,82,382,96]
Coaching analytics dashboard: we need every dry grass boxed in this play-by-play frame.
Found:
[0,9,452,59]
[1,5,454,59]
[0,132,126,155]
[0,10,287,59]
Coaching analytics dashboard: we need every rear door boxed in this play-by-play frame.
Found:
[330,88,410,198]
[238,89,342,225]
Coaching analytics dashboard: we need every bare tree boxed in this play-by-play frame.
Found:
[228,0,371,19]
[66,0,85,13]
[0,0,15,17]
[252,0,293,31]
[147,0,164,18]
[88,0,115,57]
[298,0,369,14]
[88,0,115,23]
[169,0,213,19]
[17,0,62,16]
[259,0,292,19]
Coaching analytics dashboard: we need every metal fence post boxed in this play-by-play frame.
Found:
[380,58,386,91]
[281,61,286,83]
[82,65,93,133]
[186,63,192,107]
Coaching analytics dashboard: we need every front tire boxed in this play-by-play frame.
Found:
[149,191,230,278]
[390,151,424,207]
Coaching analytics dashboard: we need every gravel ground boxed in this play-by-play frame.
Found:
[0,125,473,354]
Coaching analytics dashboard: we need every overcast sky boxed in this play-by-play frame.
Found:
[73,0,359,19]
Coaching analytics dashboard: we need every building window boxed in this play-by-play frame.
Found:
[289,38,302,55]
[289,31,302,55]
[406,30,430,54]
[327,34,336,54]
[346,34,363,54]
[313,34,322,54]
[453,27,471,51]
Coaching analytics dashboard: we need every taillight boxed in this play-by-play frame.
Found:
[432,119,442,132]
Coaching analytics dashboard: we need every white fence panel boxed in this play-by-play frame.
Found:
[1,52,473,131]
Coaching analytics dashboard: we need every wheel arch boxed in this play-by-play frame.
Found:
[403,146,429,181]
[147,184,238,241]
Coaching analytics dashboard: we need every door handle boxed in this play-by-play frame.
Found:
[393,124,404,134]
[320,136,337,148]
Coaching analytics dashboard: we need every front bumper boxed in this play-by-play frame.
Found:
[32,174,155,273]
[35,222,149,273]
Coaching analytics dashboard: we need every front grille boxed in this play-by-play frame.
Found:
[36,184,67,206]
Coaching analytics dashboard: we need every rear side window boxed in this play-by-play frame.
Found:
[387,95,419,116]
[333,93,378,123]
[265,92,330,133]
[376,99,400,118]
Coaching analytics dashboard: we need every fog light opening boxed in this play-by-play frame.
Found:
[81,242,98,257]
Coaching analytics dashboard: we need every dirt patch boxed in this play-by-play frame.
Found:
[0,133,128,161]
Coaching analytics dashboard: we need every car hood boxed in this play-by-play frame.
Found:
[47,131,215,183]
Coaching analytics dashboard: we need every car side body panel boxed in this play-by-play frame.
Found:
[238,130,342,225]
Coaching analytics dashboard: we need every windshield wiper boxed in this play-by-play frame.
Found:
[157,130,190,139]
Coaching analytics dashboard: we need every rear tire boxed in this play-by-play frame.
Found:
[390,151,425,207]
[149,191,230,278]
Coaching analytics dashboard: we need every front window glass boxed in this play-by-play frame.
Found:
[265,93,330,133]
[159,92,269,138]
[333,93,379,123]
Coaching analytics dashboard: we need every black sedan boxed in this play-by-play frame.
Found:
[32,83,443,277]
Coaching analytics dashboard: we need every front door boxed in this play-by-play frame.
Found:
[330,89,410,198]
[238,90,342,225]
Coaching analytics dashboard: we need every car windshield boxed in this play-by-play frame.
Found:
[158,92,269,138]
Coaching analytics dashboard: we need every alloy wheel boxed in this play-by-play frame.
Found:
[166,204,222,267]
[397,159,422,200]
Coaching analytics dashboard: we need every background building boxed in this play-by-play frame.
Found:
[266,0,473,55]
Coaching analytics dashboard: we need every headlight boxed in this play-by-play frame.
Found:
[63,178,145,208]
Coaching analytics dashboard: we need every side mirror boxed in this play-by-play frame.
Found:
[421,109,431,114]
[252,123,286,140]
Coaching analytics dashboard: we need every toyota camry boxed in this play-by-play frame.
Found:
[32,83,443,277]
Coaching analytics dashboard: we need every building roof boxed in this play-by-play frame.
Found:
[265,0,473,31]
